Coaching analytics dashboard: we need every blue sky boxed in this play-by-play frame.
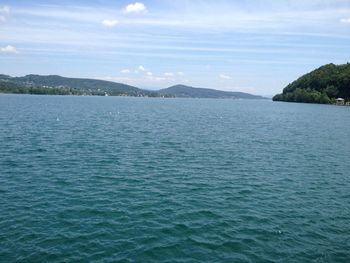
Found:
[0,0,350,95]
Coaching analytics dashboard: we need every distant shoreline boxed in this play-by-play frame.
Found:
[0,74,266,100]
[0,92,270,100]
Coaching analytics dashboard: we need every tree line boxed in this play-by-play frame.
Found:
[273,63,350,104]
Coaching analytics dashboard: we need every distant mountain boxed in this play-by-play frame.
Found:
[0,74,160,97]
[273,63,350,104]
[159,85,265,99]
[0,74,265,99]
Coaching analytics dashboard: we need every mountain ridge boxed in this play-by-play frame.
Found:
[159,84,265,99]
[0,74,265,99]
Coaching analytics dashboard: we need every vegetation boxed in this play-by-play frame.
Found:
[0,81,83,95]
[273,63,350,104]
[0,74,264,99]
[159,85,266,99]
[0,75,165,97]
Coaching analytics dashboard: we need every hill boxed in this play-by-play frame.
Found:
[273,63,350,104]
[159,85,265,99]
[0,74,161,97]
[0,74,264,99]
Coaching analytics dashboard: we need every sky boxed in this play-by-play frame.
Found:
[0,0,350,95]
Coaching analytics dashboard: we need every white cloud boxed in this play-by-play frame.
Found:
[146,75,166,81]
[0,5,9,22]
[102,19,119,27]
[219,74,232,80]
[0,5,10,14]
[138,65,145,71]
[146,71,153,76]
[340,18,350,23]
[164,72,174,77]
[96,74,173,87]
[177,71,184,76]
[0,45,18,54]
[120,69,130,73]
[124,2,146,14]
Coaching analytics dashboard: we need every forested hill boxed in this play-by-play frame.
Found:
[0,74,161,96]
[159,85,265,99]
[273,63,350,104]
[0,74,264,99]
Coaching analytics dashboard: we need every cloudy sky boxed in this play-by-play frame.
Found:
[0,0,350,95]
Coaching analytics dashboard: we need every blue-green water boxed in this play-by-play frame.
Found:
[1,95,350,262]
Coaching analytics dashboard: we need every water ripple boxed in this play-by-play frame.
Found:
[0,95,350,262]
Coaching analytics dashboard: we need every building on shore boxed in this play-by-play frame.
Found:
[335,98,345,106]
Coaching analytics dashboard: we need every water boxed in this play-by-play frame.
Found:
[0,94,349,262]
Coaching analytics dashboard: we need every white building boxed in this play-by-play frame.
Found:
[335,98,345,106]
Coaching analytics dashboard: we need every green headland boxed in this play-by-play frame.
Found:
[273,63,350,104]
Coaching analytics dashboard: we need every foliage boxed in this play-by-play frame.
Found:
[273,63,350,104]
[159,85,265,99]
[0,75,165,97]
[0,75,262,99]
[0,81,83,95]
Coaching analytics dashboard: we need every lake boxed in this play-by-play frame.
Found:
[0,94,349,262]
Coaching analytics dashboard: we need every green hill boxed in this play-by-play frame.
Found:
[0,74,161,97]
[273,63,350,104]
[0,74,264,99]
[0,80,83,95]
[159,85,265,99]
